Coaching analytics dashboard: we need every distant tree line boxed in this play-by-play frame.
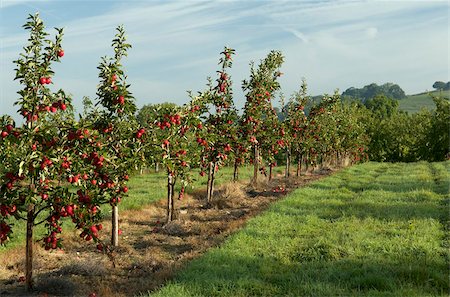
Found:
[432,81,450,91]
[342,82,406,102]
[363,95,449,162]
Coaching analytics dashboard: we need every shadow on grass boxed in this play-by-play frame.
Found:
[153,251,449,297]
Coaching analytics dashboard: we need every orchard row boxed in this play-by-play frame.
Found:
[0,14,367,291]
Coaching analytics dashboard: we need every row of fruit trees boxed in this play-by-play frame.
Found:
[0,14,368,291]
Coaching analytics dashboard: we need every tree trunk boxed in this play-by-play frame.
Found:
[155,162,159,173]
[252,145,259,187]
[285,148,290,178]
[296,154,302,177]
[207,162,212,202]
[211,163,216,201]
[111,205,119,246]
[269,164,273,181]
[166,172,175,223]
[26,204,34,292]
[207,162,216,203]
[233,159,239,181]
[305,153,309,173]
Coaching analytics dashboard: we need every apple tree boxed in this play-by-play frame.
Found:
[92,25,140,246]
[0,13,106,291]
[242,50,284,186]
[195,47,238,202]
[284,79,309,176]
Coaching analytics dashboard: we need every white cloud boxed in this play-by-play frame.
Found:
[284,28,309,43]
[365,27,378,39]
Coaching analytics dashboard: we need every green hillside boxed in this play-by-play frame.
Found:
[307,90,449,115]
[399,90,449,113]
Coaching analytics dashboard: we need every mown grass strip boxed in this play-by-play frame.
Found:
[148,161,450,297]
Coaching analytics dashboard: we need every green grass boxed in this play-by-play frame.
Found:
[0,165,257,251]
[399,90,449,113]
[148,161,450,297]
[123,165,258,210]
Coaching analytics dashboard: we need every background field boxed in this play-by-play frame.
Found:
[399,90,450,113]
[149,161,450,297]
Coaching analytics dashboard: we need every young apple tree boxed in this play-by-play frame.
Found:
[138,97,204,223]
[196,47,238,203]
[93,25,139,246]
[242,50,284,186]
[285,79,309,176]
[0,14,111,291]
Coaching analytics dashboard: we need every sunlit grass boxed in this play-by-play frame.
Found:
[148,161,450,297]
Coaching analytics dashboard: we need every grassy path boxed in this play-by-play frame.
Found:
[149,162,450,297]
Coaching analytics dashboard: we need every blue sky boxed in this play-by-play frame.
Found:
[0,0,448,121]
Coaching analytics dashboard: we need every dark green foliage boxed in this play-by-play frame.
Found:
[421,96,450,161]
[365,95,399,118]
[364,94,448,162]
[432,81,450,91]
[137,102,179,128]
[342,83,406,102]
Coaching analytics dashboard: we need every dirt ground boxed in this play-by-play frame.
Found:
[0,169,332,297]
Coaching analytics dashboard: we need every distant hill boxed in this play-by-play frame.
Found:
[399,90,450,113]
[301,90,449,115]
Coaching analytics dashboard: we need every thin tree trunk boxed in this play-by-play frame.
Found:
[155,162,159,173]
[207,162,216,203]
[252,145,259,187]
[296,153,302,177]
[111,205,119,246]
[300,154,303,175]
[26,204,34,292]
[210,163,216,201]
[233,159,239,181]
[207,162,213,202]
[286,148,291,178]
[167,172,175,223]
[305,152,309,173]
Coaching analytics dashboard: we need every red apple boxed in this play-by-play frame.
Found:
[66,205,74,216]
